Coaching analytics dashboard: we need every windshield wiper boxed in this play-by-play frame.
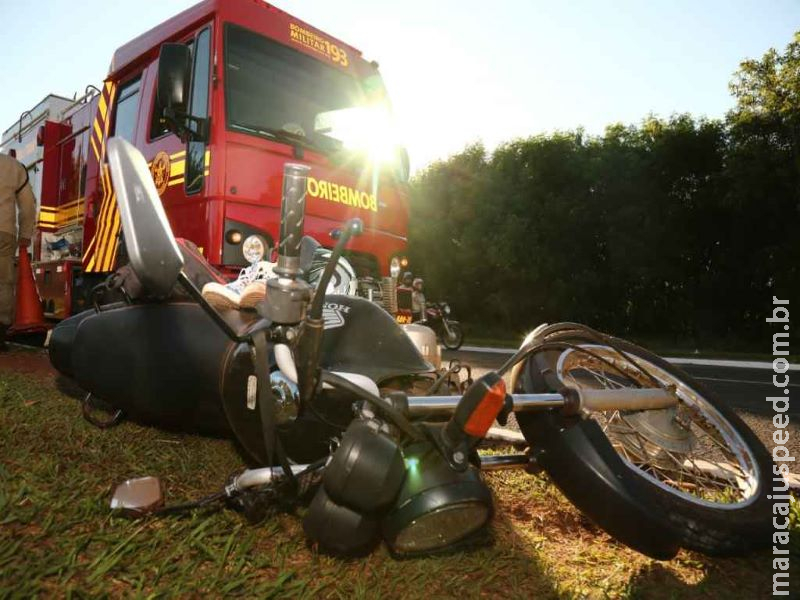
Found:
[232,123,327,154]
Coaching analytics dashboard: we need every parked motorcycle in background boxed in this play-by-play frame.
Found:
[391,275,465,350]
[421,301,464,350]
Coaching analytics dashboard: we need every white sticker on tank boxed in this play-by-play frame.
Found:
[322,302,351,330]
[247,375,257,410]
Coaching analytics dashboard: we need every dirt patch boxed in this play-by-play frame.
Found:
[0,346,53,376]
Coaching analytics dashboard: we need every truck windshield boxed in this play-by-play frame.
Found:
[224,23,390,155]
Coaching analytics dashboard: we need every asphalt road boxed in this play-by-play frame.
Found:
[442,348,799,417]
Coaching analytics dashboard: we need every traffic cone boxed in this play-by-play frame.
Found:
[9,247,47,334]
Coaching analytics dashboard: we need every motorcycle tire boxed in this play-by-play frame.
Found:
[516,329,773,556]
[442,322,464,350]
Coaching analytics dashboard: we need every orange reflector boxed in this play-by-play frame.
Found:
[463,379,507,437]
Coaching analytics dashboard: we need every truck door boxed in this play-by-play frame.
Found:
[83,25,213,273]
[136,26,213,258]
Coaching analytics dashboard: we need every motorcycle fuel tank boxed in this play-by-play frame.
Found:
[399,323,441,369]
[318,295,433,382]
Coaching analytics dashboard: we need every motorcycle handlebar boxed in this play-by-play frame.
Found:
[277,163,310,268]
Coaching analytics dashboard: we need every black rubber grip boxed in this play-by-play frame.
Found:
[278,163,310,258]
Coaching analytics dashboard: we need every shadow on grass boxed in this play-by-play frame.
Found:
[0,366,560,598]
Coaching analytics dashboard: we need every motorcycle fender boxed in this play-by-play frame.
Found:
[517,410,681,560]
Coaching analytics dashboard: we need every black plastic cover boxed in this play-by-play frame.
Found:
[323,420,406,513]
[302,486,380,557]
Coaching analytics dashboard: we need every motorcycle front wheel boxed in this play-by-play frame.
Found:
[516,327,773,556]
[442,321,464,350]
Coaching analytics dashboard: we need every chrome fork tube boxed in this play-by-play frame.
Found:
[479,454,532,470]
[406,393,565,418]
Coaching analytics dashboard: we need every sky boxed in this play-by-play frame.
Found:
[0,0,797,171]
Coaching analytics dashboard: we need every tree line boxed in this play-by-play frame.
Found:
[408,34,800,349]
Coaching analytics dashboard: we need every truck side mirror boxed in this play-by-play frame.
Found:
[157,43,192,117]
[107,137,184,297]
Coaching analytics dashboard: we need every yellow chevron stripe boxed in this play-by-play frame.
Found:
[41,197,84,212]
[84,81,119,273]
[98,94,108,121]
[38,213,84,229]
[37,206,84,221]
[90,136,100,161]
[94,171,116,271]
[102,202,121,271]
[170,159,185,177]
[93,119,103,141]
[96,181,118,270]
[60,197,84,210]
[85,167,113,271]
[99,83,116,159]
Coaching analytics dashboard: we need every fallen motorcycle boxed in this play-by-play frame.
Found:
[49,138,772,559]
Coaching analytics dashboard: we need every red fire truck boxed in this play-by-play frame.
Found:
[0,0,409,320]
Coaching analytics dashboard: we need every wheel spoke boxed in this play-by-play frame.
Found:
[554,344,758,507]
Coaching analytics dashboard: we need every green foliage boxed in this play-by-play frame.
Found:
[409,35,800,347]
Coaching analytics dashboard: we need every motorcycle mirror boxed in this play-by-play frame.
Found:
[110,476,164,516]
[107,137,184,297]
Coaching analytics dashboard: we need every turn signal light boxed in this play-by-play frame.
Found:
[226,229,243,244]
[442,373,508,456]
[463,378,506,437]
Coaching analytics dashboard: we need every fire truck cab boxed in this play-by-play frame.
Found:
[1,0,409,320]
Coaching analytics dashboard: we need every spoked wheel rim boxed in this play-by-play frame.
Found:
[553,344,760,509]
[445,329,461,347]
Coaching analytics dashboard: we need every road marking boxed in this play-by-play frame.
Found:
[456,346,799,371]
[695,376,800,387]
[460,345,516,354]
[667,357,800,371]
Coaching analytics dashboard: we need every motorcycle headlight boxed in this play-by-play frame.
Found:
[443,304,451,315]
[390,256,401,279]
[382,443,493,557]
[242,235,266,264]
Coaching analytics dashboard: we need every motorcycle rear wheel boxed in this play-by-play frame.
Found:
[518,329,773,556]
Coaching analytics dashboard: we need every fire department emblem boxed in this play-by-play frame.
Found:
[150,151,171,196]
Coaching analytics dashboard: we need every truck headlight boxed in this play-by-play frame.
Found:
[390,256,401,278]
[242,235,266,264]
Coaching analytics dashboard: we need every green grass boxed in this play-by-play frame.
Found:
[0,359,796,598]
